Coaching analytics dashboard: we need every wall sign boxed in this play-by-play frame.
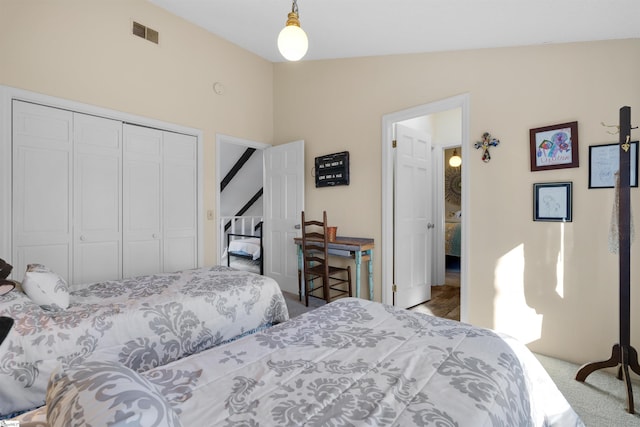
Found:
[315,151,350,187]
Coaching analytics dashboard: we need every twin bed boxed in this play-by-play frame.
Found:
[0,266,288,417]
[226,232,264,274]
[2,268,583,426]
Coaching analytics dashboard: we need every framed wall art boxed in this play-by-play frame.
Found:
[588,141,638,188]
[533,182,572,222]
[314,151,350,187]
[530,121,579,171]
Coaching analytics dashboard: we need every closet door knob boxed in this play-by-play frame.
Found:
[427,223,435,229]
[80,235,86,241]
[152,233,159,239]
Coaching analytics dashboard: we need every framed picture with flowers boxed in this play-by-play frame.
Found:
[529,121,579,171]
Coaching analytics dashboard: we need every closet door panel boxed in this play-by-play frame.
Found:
[18,148,70,235]
[163,132,197,272]
[12,101,73,283]
[123,124,162,278]
[74,113,122,285]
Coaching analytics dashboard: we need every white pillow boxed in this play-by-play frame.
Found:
[47,361,183,427]
[21,264,69,311]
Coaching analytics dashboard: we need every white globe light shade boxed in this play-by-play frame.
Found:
[449,154,462,167]
[278,24,308,61]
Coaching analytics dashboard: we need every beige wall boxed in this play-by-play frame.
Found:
[0,0,274,265]
[274,39,640,365]
[3,1,640,365]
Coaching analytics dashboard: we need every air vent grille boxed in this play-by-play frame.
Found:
[132,21,159,44]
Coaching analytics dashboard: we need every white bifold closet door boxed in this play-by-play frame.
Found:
[123,124,197,278]
[123,124,163,278]
[12,101,75,283]
[13,100,198,285]
[13,102,123,285]
[74,113,123,285]
[162,131,198,273]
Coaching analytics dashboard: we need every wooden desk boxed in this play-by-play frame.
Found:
[293,236,374,300]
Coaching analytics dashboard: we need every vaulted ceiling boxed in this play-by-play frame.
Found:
[150,0,640,62]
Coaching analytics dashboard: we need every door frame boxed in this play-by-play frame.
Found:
[215,134,269,264]
[381,93,470,321]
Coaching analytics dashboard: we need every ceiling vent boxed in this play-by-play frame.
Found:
[132,21,159,44]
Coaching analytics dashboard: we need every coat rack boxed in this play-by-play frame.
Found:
[575,106,640,413]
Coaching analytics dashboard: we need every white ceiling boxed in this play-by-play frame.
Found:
[150,0,640,63]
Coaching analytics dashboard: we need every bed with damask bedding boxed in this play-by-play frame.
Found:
[0,265,289,418]
[12,298,583,427]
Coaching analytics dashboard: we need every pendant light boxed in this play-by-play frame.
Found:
[277,0,308,61]
[449,148,462,167]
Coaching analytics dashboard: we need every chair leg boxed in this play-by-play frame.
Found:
[298,269,302,302]
[304,273,310,307]
[347,266,352,297]
[323,275,331,304]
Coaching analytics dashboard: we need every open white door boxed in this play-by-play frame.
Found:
[263,140,304,294]
[394,125,432,308]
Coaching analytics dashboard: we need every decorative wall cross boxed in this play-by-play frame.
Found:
[474,132,500,162]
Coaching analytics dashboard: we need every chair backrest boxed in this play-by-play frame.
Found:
[301,211,330,277]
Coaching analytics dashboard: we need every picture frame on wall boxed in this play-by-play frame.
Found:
[529,121,579,171]
[588,141,639,188]
[533,182,572,222]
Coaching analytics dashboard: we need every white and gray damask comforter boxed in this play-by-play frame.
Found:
[13,298,583,426]
[0,266,289,417]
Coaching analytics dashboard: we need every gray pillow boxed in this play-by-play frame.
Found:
[47,361,182,427]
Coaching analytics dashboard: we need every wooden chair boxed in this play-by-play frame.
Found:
[299,211,352,307]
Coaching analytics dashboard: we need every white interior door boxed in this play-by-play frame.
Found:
[263,140,304,293]
[394,124,432,308]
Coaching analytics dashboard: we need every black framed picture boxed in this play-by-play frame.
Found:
[588,141,638,188]
[533,182,572,222]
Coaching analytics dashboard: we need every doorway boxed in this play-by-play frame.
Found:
[381,94,470,322]
[215,135,305,294]
[215,134,268,266]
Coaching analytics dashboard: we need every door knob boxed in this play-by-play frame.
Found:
[427,223,435,229]
[80,235,86,241]
[294,224,301,229]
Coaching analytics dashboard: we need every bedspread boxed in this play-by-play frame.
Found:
[13,298,583,426]
[0,266,288,417]
[228,237,262,260]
